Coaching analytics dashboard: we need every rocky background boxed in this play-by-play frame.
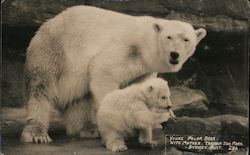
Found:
[1,0,249,155]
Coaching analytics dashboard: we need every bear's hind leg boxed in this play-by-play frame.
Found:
[21,98,53,143]
[63,98,99,138]
[79,104,100,138]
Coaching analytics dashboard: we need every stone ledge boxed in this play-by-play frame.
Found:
[171,86,209,117]
[162,115,248,153]
[162,115,248,137]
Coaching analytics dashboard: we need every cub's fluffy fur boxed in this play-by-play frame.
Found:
[97,78,172,152]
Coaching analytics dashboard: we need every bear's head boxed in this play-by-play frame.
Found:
[143,78,172,110]
[148,20,206,73]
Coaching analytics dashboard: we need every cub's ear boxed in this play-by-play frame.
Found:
[195,28,207,43]
[153,23,161,32]
[148,86,154,92]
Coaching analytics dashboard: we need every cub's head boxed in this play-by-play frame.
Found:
[143,78,172,109]
[150,20,206,73]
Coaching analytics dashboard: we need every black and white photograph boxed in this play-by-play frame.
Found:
[1,0,249,155]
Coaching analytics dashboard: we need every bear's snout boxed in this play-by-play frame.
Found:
[165,105,172,110]
[169,51,179,65]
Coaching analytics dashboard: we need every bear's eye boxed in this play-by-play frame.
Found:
[167,36,172,39]
[184,38,189,42]
[161,96,166,100]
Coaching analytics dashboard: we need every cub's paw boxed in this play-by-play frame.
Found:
[158,112,171,123]
[21,130,52,143]
[107,139,128,152]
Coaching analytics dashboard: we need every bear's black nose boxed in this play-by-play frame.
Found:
[166,105,172,110]
[170,51,179,60]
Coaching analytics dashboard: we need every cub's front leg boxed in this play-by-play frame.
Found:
[153,112,171,125]
[138,112,170,148]
[138,127,158,148]
[133,110,158,147]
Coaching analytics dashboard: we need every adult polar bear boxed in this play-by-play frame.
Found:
[21,6,206,143]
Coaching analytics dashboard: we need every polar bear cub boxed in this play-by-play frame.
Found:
[97,78,172,152]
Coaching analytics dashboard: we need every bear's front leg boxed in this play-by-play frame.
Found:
[90,75,120,105]
[83,73,120,138]
[90,73,120,121]
[21,98,52,143]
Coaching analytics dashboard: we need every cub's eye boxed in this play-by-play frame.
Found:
[161,96,166,100]
[184,38,189,42]
[167,36,172,39]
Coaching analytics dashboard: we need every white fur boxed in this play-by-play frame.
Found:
[22,5,206,142]
[97,78,172,152]
[31,6,206,106]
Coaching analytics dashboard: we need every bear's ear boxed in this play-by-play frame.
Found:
[153,23,161,32]
[195,28,207,43]
[148,86,154,92]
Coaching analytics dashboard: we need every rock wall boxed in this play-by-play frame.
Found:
[3,0,249,31]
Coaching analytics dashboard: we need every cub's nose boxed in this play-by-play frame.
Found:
[170,51,179,60]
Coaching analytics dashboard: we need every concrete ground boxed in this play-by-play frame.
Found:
[0,108,171,155]
[2,129,167,155]
[1,108,248,155]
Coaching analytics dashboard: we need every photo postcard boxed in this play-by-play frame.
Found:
[1,0,249,155]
